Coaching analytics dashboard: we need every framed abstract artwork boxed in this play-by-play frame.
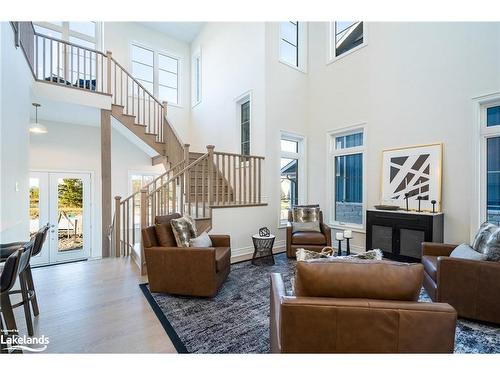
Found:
[381,143,443,212]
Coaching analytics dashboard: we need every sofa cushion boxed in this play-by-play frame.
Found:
[215,247,231,272]
[422,255,438,281]
[450,243,487,261]
[154,223,177,247]
[292,206,321,233]
[170,215,198,248]
[189,232,213,247]
[472,222,498,254]
[294,259,423,301]
[292,232,326,245]
[484,228,500,261]
[143,226,159,248]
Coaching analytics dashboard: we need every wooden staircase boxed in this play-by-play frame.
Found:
[14,21,267,273]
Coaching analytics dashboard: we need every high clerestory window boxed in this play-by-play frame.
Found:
[329,21,365,62]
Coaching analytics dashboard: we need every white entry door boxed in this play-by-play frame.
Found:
[29,171,91,266]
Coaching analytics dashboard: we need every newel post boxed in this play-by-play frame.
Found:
[106,50,112,95]
[140,188,148,275]
[207,145,215,209]
[162,101,168,155]
[114,196,121,257]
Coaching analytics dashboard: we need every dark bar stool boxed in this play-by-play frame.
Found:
[0,224,50,323]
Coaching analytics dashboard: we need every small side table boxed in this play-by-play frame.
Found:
[251,234,275,265]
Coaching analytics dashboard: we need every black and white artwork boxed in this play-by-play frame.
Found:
[381,144,442,212]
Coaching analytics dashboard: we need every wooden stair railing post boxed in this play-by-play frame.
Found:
[140,188,148,275]
[162,101,168,155]
[207,145,215,211]
[106,51,112,95]
[184,144,191,215]
[114,196,121,257]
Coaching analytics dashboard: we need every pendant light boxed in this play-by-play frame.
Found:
[29,103,48,134]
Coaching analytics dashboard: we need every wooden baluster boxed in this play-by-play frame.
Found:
[172,175,177,213]
[243,156,247,204]
[166,178,170,214]
[232,155,236,203]
[238,155,242,204]
[114,62,117,101]
[126,200,130,255]
[221,154,226,205]
[227,154,232,204]
[215,154,219,205]
[207,146,214,214]
[120,68,123,106]
[184,144,191,215]
[50,40,53,80]
[89,50,92,90]
[132,196,136,251]
[253,157,257,203]
[121,198,126,254]
[42,37,46,80]
[142,89,146,126]
[114,196,121,257]
[83,48,86,87]
[57,41,60,83]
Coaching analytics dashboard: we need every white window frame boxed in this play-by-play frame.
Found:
[328,124,366,231]
[192,49,202,107]
[130,41,182,107]
[235,91,252,157]
[473,93,500,237]
[327,22,367,64]
[34,22,103,51]
[280,131,307,226]
[278,22,308,73]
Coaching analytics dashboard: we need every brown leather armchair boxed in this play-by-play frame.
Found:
[422,242,500,324]
[270,259,457,353]
[141,213,231,297]
[286,210,331,258]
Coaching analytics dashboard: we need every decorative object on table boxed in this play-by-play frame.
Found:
[252,234,275,265]
[295,247,333,261]
[258,227,270,237]
[431,199,437,213]
[343,229,352,255]
[381,143,442,212]
[291,206,321,233]
[404,193,410,211]
[335,232,344,256]
[374,205,400,211]
[417,196,422,212]
[366,209,444,262]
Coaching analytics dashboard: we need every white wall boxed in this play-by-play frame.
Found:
[307,22,500,248]
[104,22,191,142]
[29,120,163,258]
[0,22,32,242]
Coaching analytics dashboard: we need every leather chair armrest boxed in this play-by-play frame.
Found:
[321,222,332,246]
[270,273,286,353]
[209,235,231,248]
[422,242,456,257]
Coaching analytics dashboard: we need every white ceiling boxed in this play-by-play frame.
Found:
[138,22,204,43]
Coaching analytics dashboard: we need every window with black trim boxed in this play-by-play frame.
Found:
[330,21,364,60]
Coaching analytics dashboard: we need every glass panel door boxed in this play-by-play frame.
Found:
[29,172,50,266]
[49,172,91,264]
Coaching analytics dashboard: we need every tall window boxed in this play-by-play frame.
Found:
[192,51,202,106]
[33,22,101,82]
[131,44,179,105]
[130,173,158,223]
[279,22,307,71]
[331,129,364,226]
[280,133,305,224]
[329,22,365,61]
[482,102,500,224]
[240,101,251,156]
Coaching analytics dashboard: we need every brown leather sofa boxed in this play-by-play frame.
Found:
[270,259,457,353]
[286,210,331,258]
[141,213,231,297]
[422,242,500,324]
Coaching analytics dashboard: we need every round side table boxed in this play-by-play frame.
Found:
[251,234,275,265]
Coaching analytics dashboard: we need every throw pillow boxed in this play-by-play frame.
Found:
[170,215,197,248]
[189,232,213,248]
[292,206,321,233]
[450,243,487,261]
[484,228,500,261]
[472,222,498,254]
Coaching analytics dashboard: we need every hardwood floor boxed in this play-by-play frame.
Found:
[9,258,177,353]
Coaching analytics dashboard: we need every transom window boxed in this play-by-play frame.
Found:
[331,128,365,227]
[279,21,299,67]
[329,21,365,61]
[240,101,251,156]
[131,44,179,105]
[34,22,100,50]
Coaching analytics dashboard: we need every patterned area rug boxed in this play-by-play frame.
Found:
[140,253,500,353]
